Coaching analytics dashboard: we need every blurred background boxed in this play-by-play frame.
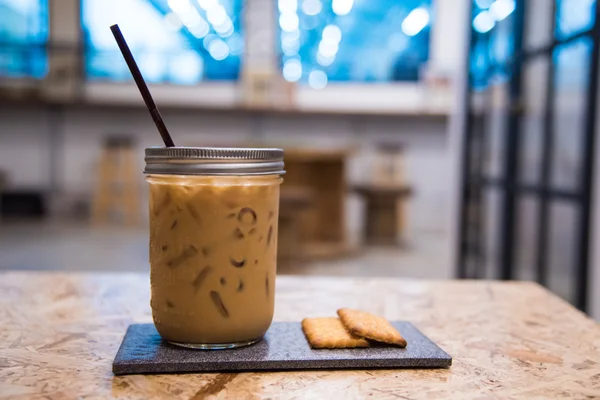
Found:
[1,0,600,319]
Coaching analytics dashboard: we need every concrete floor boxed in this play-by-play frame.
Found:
[0,221,453,279]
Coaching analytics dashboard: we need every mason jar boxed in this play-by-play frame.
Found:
[144,147,284,349]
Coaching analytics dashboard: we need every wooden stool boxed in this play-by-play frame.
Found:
[278,186,314,267]
[352,184,413,246]
[91,136,140,226]
[372,143,406,184]
[352,143,413,245]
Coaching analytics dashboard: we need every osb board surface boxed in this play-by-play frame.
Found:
[1,272,600,399]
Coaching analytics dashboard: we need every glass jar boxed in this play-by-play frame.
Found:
[144,147,284,349]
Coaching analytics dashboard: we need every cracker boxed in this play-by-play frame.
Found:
[337,308,407,347]
[302,317,370,349]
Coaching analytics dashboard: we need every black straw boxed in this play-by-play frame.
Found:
[110,24,175,147]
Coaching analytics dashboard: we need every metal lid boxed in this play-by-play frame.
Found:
[144,147,285,176]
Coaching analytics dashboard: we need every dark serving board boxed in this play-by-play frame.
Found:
[113,322,451,375]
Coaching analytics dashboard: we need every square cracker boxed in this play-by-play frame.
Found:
[337,308,407,347]
[302,317,370,349]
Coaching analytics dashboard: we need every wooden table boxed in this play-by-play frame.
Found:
[283,148,353,259]
[1,272,599,399]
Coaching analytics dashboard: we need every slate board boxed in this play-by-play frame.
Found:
[112,322,451,375]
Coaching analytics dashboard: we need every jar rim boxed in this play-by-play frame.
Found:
[144,147,285,176]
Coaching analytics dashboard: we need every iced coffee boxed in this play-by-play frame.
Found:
[144,147,284,349]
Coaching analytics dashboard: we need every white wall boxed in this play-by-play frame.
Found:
[0,108,52,188]
[0,107,449,238]
[445,0,471,279]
